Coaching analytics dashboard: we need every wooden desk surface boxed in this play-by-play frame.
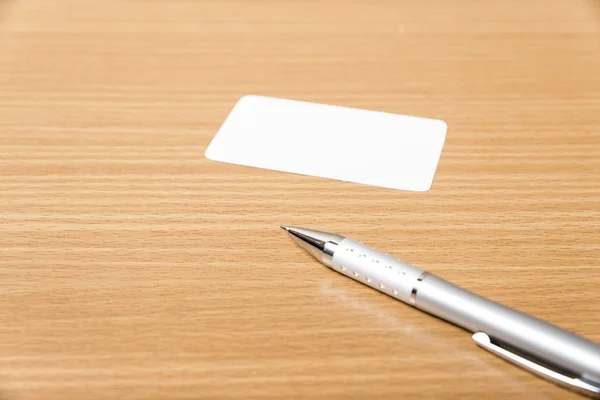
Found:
[1,1,599,399]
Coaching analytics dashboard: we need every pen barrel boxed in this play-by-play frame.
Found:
[330,237,600,384]
[415,274,600,383]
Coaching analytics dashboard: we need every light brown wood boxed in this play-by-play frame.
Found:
[1,1,600,399]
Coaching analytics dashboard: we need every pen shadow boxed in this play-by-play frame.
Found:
[318,281,542,395]
[319,281,467,351]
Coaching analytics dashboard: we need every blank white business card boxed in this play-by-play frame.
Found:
[205,96,447,192]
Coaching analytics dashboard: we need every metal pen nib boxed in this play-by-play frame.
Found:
[280,225,344,267]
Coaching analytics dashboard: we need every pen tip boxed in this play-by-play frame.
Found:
[280,225,290,231]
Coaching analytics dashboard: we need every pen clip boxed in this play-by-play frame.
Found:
[472,332,600,397]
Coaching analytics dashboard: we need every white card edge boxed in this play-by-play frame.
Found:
[204,95,448,192]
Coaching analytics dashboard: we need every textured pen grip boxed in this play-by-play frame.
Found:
[331,238,425,304]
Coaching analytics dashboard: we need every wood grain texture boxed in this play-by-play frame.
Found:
[1,0,600,399]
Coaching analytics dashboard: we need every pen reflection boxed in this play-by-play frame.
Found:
[318,280,550,397]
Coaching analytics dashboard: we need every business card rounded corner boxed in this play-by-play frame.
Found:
[411,183,433,193]
[235,94,262,107]
[204,145,219,162]
[436,119,448,136]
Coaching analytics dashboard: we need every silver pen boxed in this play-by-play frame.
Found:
[281,226,600,397]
